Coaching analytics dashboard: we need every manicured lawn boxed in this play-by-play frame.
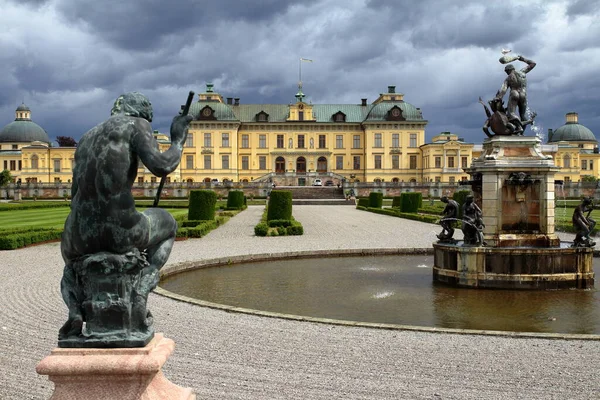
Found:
[0,207,189,230]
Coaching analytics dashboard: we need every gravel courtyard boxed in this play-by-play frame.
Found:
[1,205,599,399]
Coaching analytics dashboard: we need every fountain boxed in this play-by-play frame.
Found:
[433,53,594,289]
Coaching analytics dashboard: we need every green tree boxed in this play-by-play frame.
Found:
[0,170,12,186]
[581,175,598,183]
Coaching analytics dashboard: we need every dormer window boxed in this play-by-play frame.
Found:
[387,106,405,121]
[333,111,346,123]
[256,111,269,122]
[199,106,216,120]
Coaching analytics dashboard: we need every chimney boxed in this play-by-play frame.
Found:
[227,97,233,105]
[234,98,240,106]
[388,85,396,94]
[361,98,367,106]
[566,112,578,124]
[548,128,553,141]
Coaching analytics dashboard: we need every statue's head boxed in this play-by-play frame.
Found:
[441,196,449,203]
[111,92,153,122]
[466,194,474,203]
[504,64,515,75]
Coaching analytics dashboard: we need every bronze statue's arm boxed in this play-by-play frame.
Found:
[132,117,191,177]
[519,55,536,73]
[496,79,509,100]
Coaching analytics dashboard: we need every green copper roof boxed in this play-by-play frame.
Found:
[0,120,50,143]
[549,122,596,143]
[365,102,425,121]
[189,101,238,121]
[187,100,426,124]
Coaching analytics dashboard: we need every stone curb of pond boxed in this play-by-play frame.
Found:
[156,248,600,342]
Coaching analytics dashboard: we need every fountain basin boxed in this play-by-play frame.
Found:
[433,242,594,289]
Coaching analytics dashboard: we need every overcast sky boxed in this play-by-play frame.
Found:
[1,0,599,146]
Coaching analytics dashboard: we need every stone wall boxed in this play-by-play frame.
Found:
[2,182,599,200]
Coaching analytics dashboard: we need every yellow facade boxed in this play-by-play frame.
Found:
[1,91,598,186]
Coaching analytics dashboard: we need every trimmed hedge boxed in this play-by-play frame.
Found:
[399,192,422,213]
[0,228,62,250]
[357,198,370,208]
[368,192,384,208]
[254,206,303,236]
[391,196,402,208]
[267,190,292,221]
[0,202,71,212]
[226,190,245,210]
[188,190,217,221]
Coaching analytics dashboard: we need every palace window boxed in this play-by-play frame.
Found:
[53,159,60,172]
[449,177,455,184]
[319,135,326,149]
[222,155,229,170]
[138,177,144,184]
[277,135,284,148]
[564,155,571,168]
[336,135,343,149]
[259,134,267,148]
[435,156,441,168]
[353,135,361,149]
[582,160,588,170]
[353,156,361,170]
[150,177,157,183]
[241,156,249,170]
[241,134,249,148]
[409,133,417,148]
[392,155,399,169]
[374,155,382,169]
[409,155,417,169]
[462,156,468,169]
[298,135,305,148]
[221,133,229,147]
[185,133,194,147]
[392,133,399,148]
[31,155,39,169]
[204,155,211,169]
[374,133,382,148]
[336,155,344,169]
[204,133,211,147]
[448,157,455,168]
[259,156,266,170]
[185,155,194,169]
[435,176,441,183]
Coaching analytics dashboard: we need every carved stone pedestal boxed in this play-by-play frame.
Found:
[36,333,195,400]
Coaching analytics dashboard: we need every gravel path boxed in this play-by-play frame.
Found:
[0,205,599,399]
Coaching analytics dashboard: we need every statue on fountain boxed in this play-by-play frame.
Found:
[479,53,537,137]
[572,197,597,248]
[461,195,485,246]
[58,92,193,348]
[437,196,459,243]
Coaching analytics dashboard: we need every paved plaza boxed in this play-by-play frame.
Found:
[1,205,599,399]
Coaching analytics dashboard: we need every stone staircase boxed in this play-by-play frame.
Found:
[272,186,353,205]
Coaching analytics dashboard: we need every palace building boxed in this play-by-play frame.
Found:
[0,85,597,187]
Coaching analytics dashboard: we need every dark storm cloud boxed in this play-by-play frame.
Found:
[1,0,600,147]
[566,0,600,17]
[54,0,315,51]
[408,5,541,49]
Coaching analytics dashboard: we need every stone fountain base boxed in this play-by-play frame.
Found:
[433,243,594,289]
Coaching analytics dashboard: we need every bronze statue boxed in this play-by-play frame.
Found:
[437,196,459,242]
[572,197,596,248]
[58,92,193,347]
[479,96,536,137]
[461,195,485,246]
[495,54,536,135]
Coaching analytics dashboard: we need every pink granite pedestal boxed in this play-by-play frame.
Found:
[36,333,195,400]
